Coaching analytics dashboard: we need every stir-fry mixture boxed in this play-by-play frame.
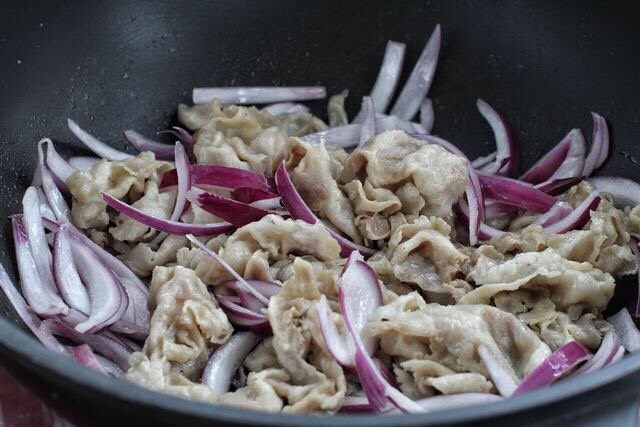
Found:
[3,24,640,415]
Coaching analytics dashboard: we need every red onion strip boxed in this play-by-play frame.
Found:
[187,235,269,305]
[534,177,582,196]
[520,129,579,183]
[472,152,497,169]
[588,176,640,208]
[68,236,128,334]
[573,331,623,375]
[478,345,517,397]
[549,129,586,180]
[420,98,434,133]
[193,86,326,105]
[123,130,175,160]
[511,341,591,396]
[67,119,132,161]
[21,189,67,314]
[68,156,98,171]
[274,162,375,257]
[37,142,71,221]
[72,344,108,374]
[608,308,640,353]
[44,139,76,183]
[534,201,572,227]
[593,112,610,168]
[0,262,66,353]
[201,332,260,394]
[370,41,406,113]
[478,173,556,213]
[150,142,191,246]
[40,319,131,370]
[160,164,275,194]
[186,189,272,228]
[358,97,376,146]
[390,25,441,120]
[102,193,234,236]
[476,99,519,176]
[53,225,91,314]
[542,192,600,234]
[262,102,310,116]
[316,295,355,367]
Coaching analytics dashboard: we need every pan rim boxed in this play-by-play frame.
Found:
[0,314,639,426]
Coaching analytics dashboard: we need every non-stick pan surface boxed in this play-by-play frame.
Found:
[1,1,640,426]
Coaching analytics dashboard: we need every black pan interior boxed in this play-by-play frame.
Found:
[1,1,640,426]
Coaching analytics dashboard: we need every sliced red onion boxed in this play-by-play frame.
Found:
[232,188,279,205]
[316,295,355,367]
[150,142,191,246]
[583,113,606,176]
[593,113,610,168]
[160,164,275,194]
[102,193,234,236]
[420,98,434,133]
[608,308,640,353]
[68,156,98,171]
[413,134,484,245]
[20,191,67,315]
[358,97,376,147]
[476,99,519,176]
[0,262,66,354]
[46,220,150,332]
[216,294,268,322]
[548,129,586,180]
[94,354,124,377]
[37,188,57,222]
[376,115,422,134]
[534,177,582,196]
[542,192,600,234]
[573,331,623,376]
[123,130,175,160]
[339,258,382,355]
[192,86,326,105]
[44,139,77,183]
[52,226,90,314]
[534,201,572,227]
[187,235,269,305]
[302,124,361,147]
[40,319,131,370]
[274,162,375,257]
[67,119,132,161]
[262,102,310,116]
[369,41,406,113]
[455,201,504,241]
[158,126,195,157]
[186,189,272,228]
[201,332,260,394]
[588,176,640,208]
[390,25,441,120]
[521,129,580,184]
[339,259,421,413]
[72,344,107,374]
[511,341,591,396]
[478,345,517,397]
[484,201,518,219]
[478,173,556,213]
[69,236,128,334]
[40,160,71,221]
[472,152,497,169]
[221,279,281,313]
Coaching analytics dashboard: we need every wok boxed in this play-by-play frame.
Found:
[1,1,640,425]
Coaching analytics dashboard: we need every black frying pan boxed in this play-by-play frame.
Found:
[1,1,640,426]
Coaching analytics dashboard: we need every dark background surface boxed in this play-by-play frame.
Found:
[0,1,640,426]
